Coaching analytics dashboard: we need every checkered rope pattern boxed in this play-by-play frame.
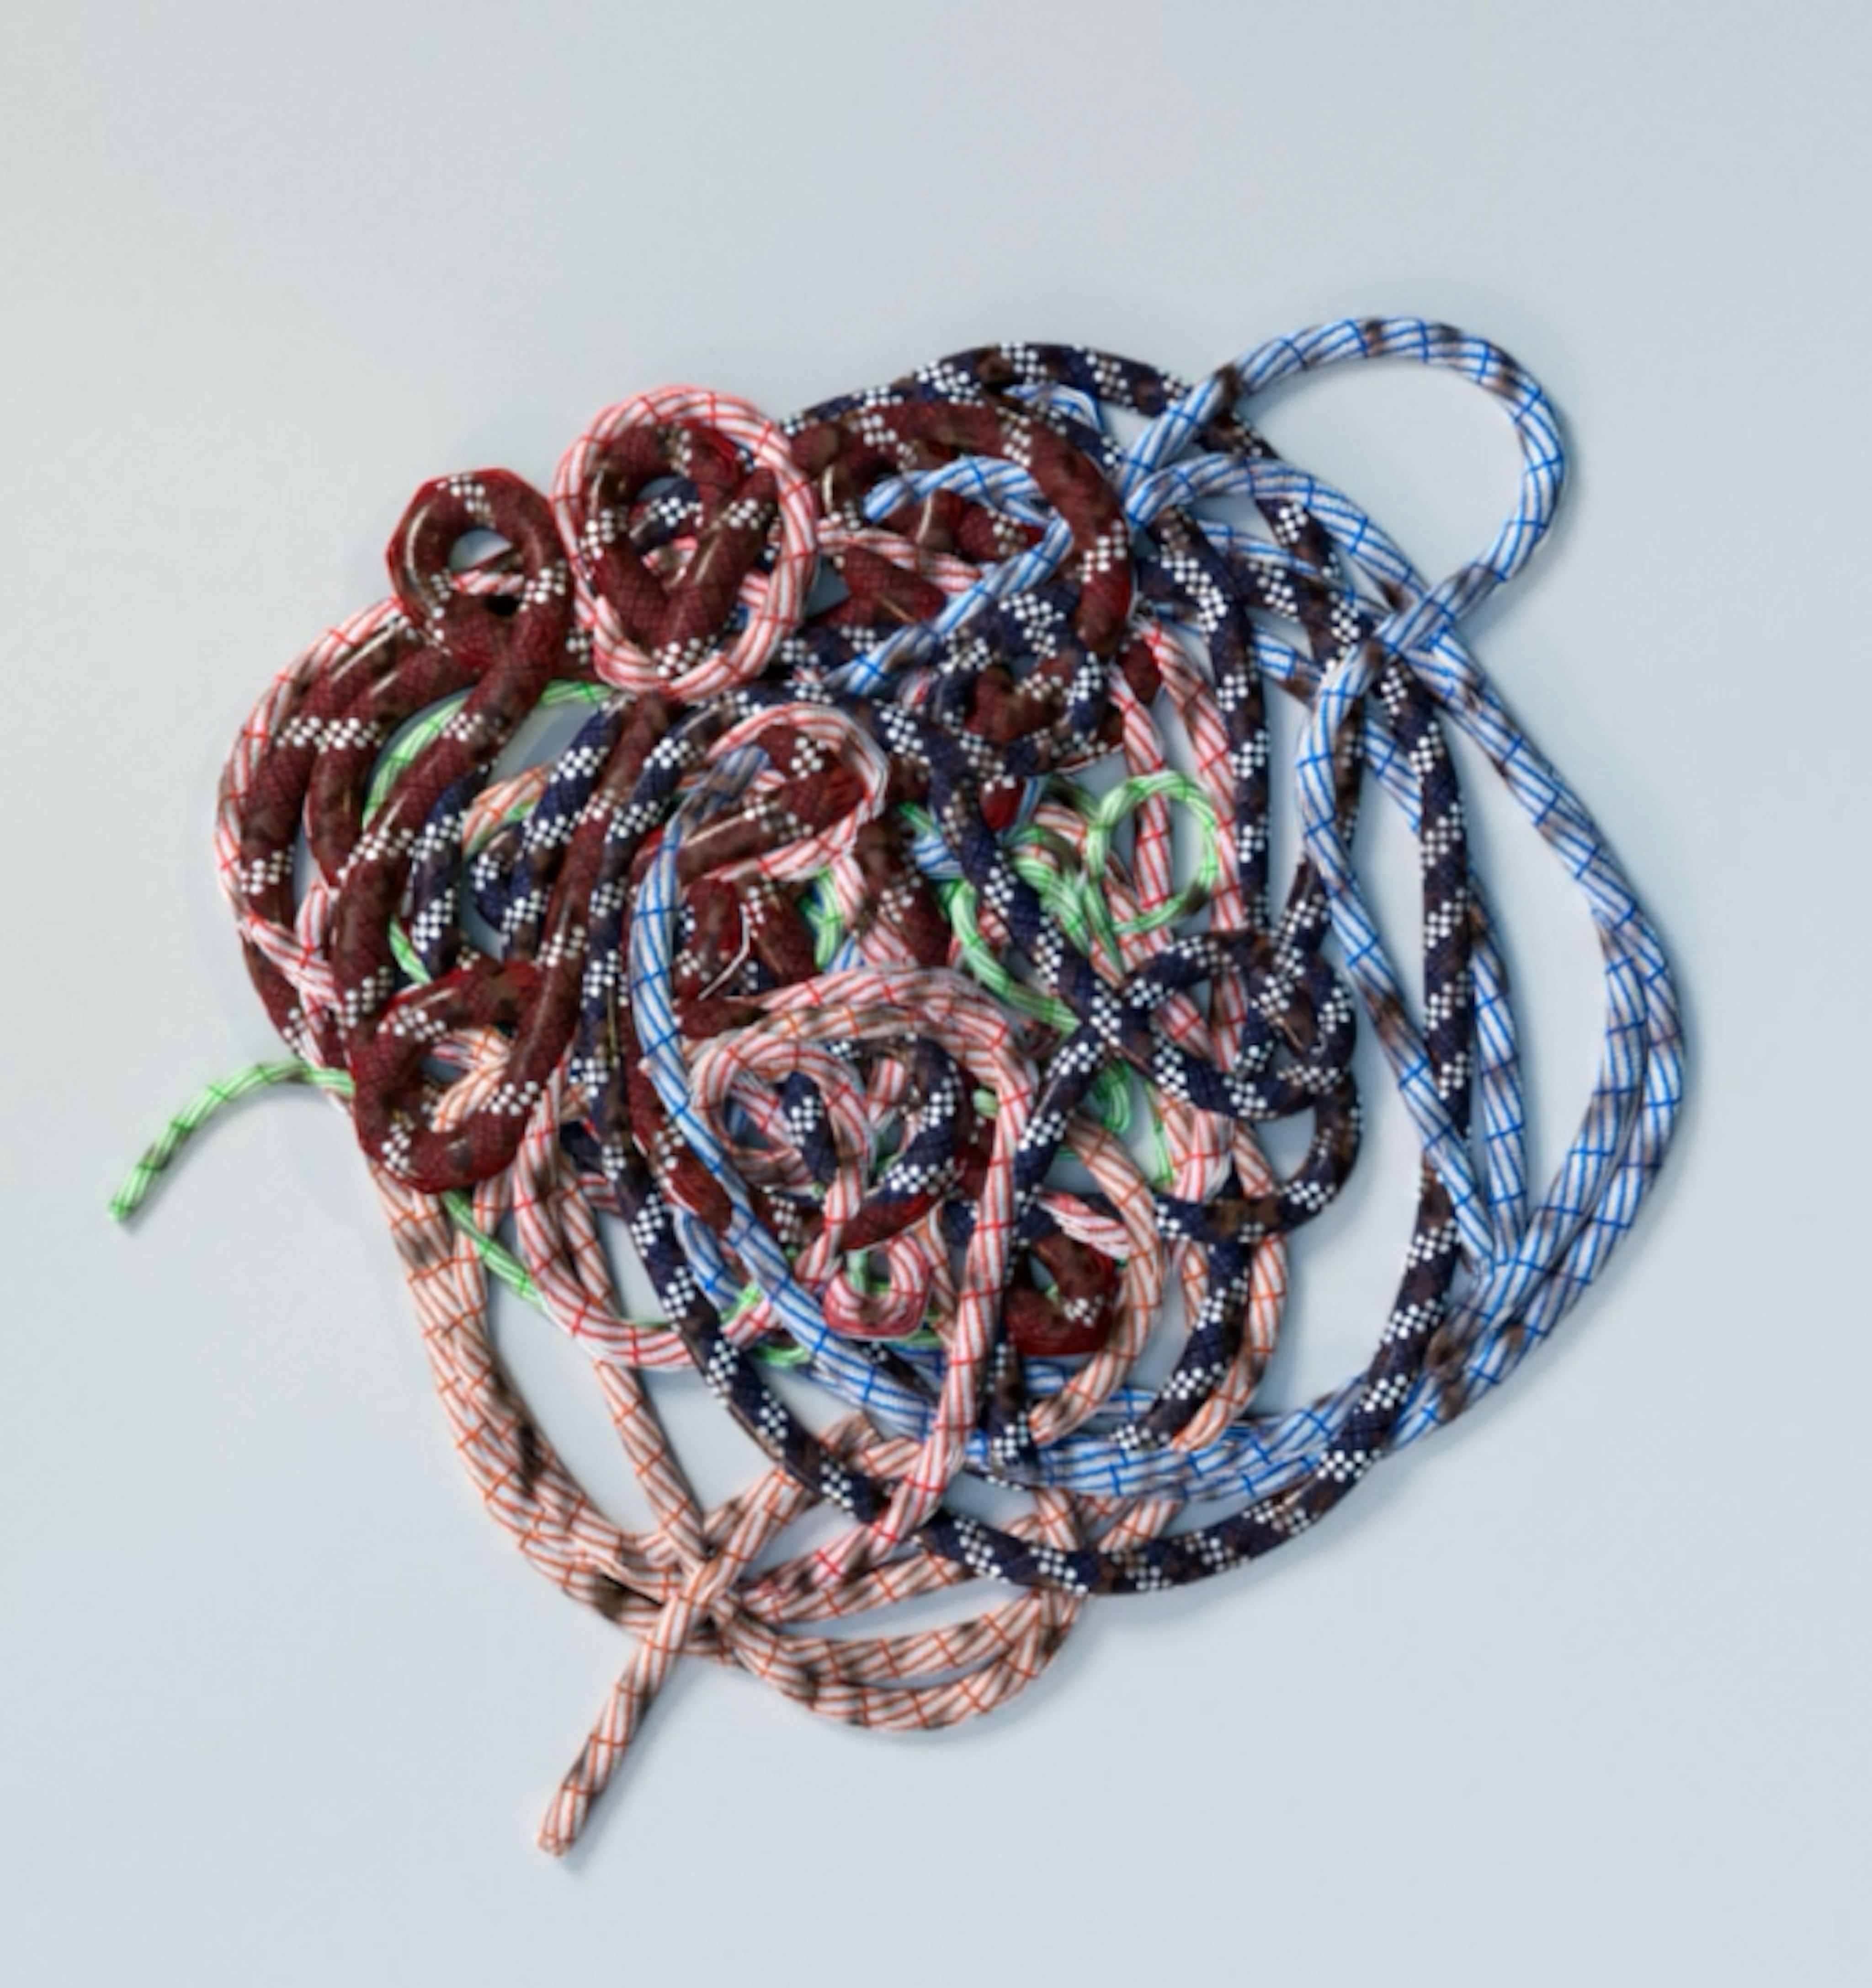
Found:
[115,318,1685,1853]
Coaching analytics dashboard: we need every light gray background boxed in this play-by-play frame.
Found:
[3,3,1867,1982]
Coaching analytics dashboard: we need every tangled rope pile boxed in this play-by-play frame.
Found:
[117,318,1685,1854]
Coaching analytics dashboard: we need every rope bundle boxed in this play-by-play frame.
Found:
[118,318,1685,1854]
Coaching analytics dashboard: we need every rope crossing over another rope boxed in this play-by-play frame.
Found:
[115,318,1686,1855]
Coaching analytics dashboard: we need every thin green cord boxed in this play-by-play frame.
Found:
[108,1061,356,1221]
[1080,771,1223,951]
[805,872,846,969]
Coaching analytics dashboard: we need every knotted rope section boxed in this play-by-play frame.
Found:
[115,319,1685,1855]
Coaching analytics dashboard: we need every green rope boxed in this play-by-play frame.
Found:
[108,1061,355,1221]
[805,871,846,970]
[1080,771,1223,950]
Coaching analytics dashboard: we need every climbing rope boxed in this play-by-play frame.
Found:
[115,318,1685,1855]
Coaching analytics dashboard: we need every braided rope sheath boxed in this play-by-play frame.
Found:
[118,318,1686,1853]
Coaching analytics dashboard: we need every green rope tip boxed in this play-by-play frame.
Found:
[107,1060,354,1222]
